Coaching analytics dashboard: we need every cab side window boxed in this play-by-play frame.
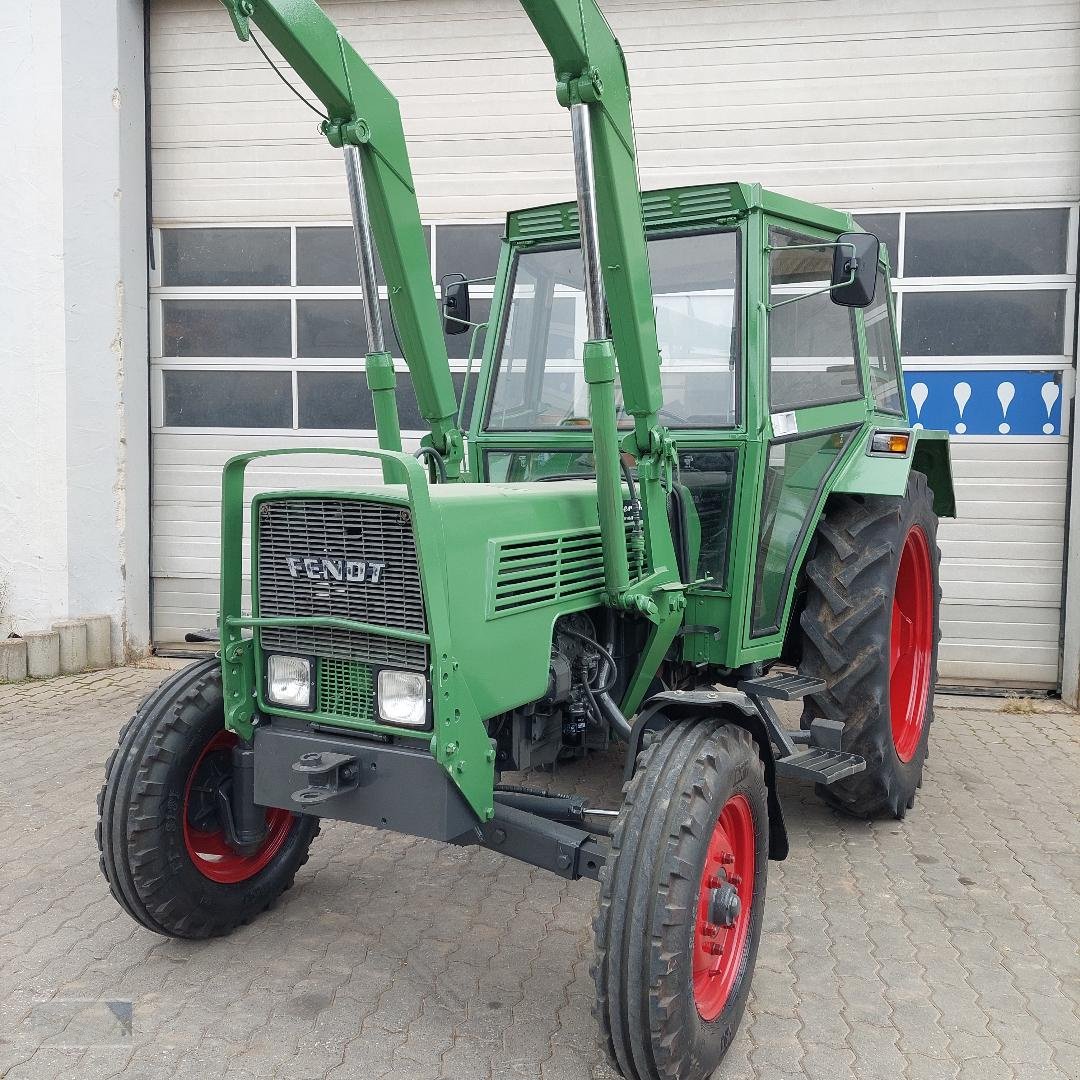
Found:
[863,269,904,414]
[768,229,861,411]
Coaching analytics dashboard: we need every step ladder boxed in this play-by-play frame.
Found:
[738,673,866,786]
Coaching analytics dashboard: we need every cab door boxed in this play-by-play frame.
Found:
[744,221,869,644]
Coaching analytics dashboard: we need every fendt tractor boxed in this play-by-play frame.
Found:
[98,1,955,1076]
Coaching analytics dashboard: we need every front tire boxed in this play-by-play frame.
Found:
[594,720,768,1080]
[97,657,319,939]
[798,470,941,818]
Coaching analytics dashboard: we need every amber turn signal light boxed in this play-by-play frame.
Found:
[870,431,911,455]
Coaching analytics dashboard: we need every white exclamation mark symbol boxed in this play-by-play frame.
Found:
[996,382,1015,434]
[953,382,971,434]
[910,382,928,430]
[1041,382,1060,434]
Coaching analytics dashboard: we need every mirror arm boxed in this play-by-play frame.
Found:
[765,242,857,311]
[457,322,489,429]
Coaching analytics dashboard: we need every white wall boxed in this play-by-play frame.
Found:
[0,0,149,658]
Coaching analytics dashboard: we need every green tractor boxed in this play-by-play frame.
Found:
[98,1,954,1076]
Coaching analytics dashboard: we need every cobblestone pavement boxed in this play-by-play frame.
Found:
[1,665,1078,1080]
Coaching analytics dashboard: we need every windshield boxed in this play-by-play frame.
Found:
[485,230,740,430]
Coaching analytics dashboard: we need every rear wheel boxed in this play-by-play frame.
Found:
[594,719,768,1080]
[798,470,941,818]
[97,657,319,938]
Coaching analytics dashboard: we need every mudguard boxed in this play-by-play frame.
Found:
[832,428,955,518]
[626,690,790,860]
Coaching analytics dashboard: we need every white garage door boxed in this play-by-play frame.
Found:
[148,0,1080,689]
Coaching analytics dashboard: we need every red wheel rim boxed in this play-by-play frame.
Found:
[182,730,294,884]
[693,793,756,1021]
[890,526,934,763]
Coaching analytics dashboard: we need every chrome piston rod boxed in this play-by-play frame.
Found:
[344,144,386,354]
[570,103,607,341]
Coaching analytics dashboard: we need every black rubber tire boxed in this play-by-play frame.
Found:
[96,657,320,939]
[798,470,941,819]
[593,720,768,1080]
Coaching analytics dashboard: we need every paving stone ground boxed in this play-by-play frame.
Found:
[1,664,1078,1080]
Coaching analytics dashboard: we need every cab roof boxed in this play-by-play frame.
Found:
[505,181,855,246]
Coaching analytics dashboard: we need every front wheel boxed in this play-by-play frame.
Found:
[799,470,941,818]
[97,657,319,939]
[594,720,768,1080]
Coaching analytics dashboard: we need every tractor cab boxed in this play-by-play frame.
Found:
[460,182,935,673]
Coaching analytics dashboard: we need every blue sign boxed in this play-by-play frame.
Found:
[904,370,1063,436]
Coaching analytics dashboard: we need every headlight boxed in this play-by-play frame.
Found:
[266,655,312,710]
[378,669,428,727]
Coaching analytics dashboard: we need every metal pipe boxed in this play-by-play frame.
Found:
[344,144,385,354]
[570,103,606,341]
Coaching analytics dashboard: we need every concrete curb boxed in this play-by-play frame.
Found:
[81,614,114,669]
[0,638,28,683]
[53,620,89,675]
[1,615,116,683]
[24,631,61,679]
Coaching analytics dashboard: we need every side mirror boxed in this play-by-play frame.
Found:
[442,275,471,335]
[830,232,879,308]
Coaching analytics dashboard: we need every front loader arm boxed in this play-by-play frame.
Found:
[519,0,664,445]
[220,0,463,472]
[519,0,682,629]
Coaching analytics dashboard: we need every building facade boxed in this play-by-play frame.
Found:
[4,0,1080,695]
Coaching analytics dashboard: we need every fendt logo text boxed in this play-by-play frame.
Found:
[285,556,386,584]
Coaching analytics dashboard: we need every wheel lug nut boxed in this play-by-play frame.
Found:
[706,875,723,889]
[722,853,735,866]
[701,923,719,938]
[706,942,724,956]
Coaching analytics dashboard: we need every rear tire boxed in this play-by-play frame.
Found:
[97,657,319,939]
[798,470,941,818]
[594,720,768,1080]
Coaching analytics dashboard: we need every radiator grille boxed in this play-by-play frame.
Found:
[257,498,427,669]
[316,657,375,723]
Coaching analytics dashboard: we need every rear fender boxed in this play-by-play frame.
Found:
[625,691,789,860]
[832,428,955,518]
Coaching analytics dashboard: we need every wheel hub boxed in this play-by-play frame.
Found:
[707,879,741,928]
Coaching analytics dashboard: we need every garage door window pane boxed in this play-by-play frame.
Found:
[297,371,374,429]
[769,230,861,410]
[435,224,503,283]
[905,209,1070,277]
[296,226,431,286]
[297,299,367,358]
[902,291,1066,356]
[163,299,291,357]
[853,214,900,274]
[304,298,449,359]
[163,370,293,427]
[160,228,291,287]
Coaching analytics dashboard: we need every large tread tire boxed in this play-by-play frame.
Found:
[594,719,768,1080]
[97,657,319,939]
[798,470,941,819]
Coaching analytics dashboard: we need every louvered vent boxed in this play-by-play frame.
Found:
[490,522,646,617]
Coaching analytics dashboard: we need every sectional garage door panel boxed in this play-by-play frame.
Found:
[936,440,1066,688]
[150,0,1080,223]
